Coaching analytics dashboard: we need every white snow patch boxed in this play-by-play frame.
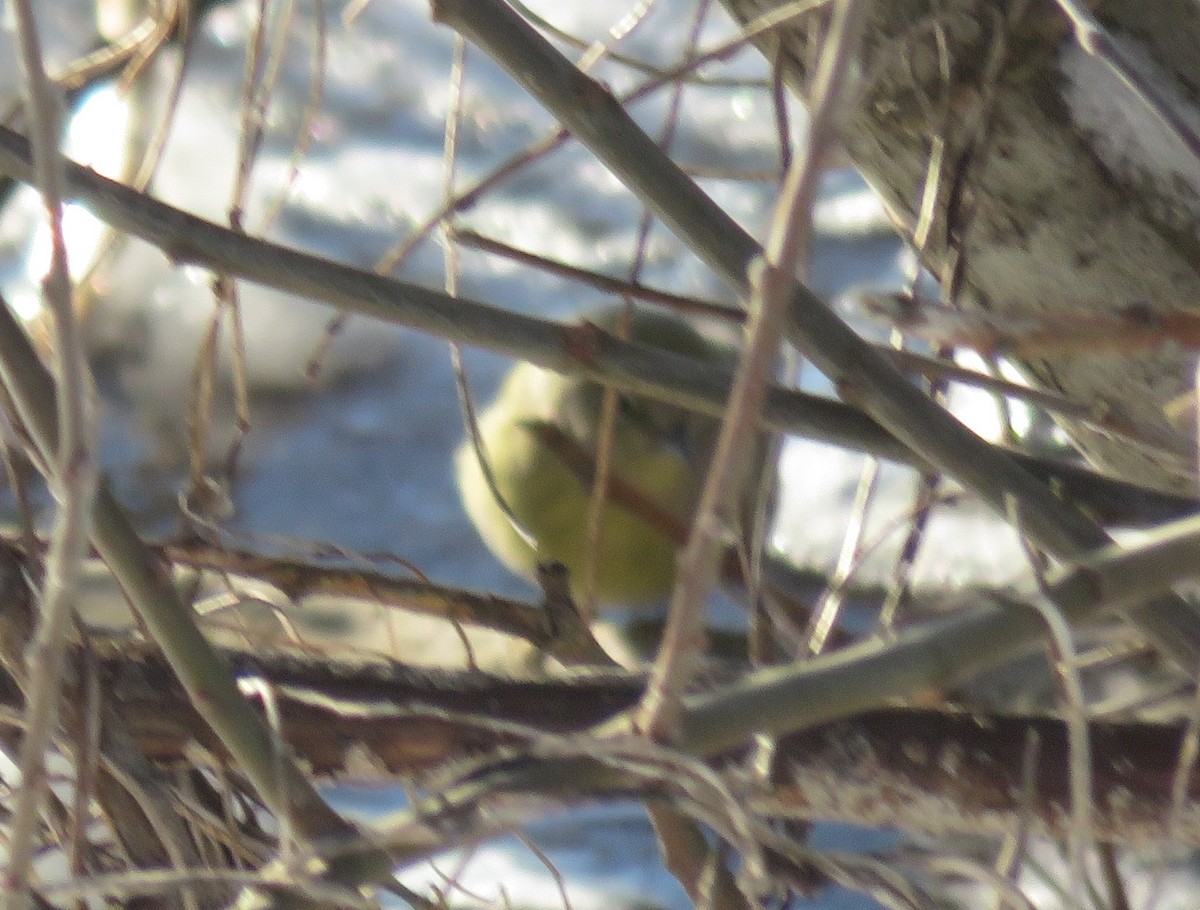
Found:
[813,182,893,237]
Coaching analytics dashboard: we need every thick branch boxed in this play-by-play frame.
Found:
[86,640,1200,845]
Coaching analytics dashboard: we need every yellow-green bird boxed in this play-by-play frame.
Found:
[455,307,754,606]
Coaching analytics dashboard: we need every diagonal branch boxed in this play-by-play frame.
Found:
[0,121,1187,528]
[0,291,398,895]
[426,0,1200,672]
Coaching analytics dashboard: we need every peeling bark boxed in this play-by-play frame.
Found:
[722,0,1200,494]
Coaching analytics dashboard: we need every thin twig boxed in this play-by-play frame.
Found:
[507,0,765,88]
[1017,533,1094,903]
[371,0,828,279]
[638,0,864,740]
[807,457,877,654]
[457,230,1107,424]
[4,2,97,906]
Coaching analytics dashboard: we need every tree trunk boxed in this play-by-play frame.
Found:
[721,0,1200,496]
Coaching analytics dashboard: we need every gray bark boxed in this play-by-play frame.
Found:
[721,0,1200,495]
